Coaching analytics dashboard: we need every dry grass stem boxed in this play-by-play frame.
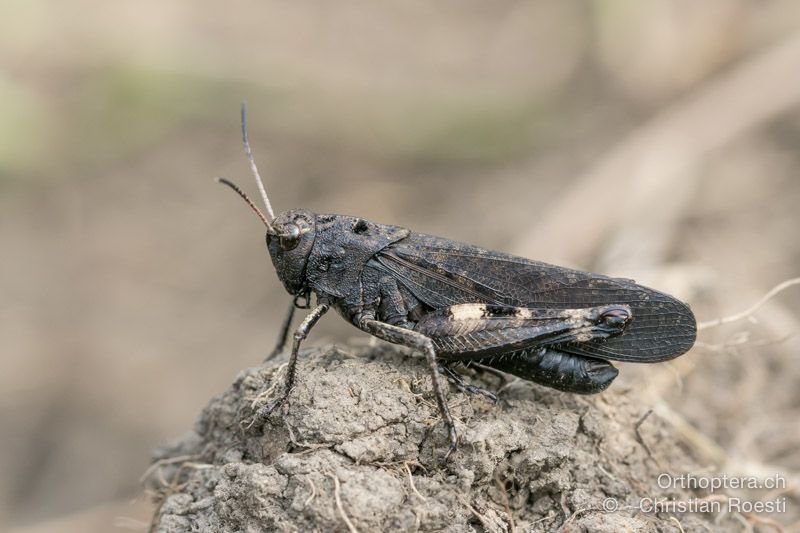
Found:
[697,277,800,331]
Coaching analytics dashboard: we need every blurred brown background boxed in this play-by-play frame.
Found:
[2,1,800,531]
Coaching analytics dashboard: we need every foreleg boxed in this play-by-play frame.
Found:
[264,301,296,361]
[260,303,329,416]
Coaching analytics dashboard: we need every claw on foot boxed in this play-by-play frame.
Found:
[441,426,459,464]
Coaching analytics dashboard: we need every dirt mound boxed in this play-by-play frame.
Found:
[145,345,729,532]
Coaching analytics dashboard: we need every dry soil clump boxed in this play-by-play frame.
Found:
[146,344,727,532]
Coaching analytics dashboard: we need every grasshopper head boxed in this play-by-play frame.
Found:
[217,104,321,298]
[266,209,316,296]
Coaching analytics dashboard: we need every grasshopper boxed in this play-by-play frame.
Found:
[217,105,696,460]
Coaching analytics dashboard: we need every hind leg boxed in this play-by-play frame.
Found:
[466,361,509,385]
[438,362,498,403]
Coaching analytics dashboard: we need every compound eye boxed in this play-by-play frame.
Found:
[279,224,301,251]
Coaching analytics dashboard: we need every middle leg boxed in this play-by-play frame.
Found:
[264,300,296,361]
[361,319,458,461]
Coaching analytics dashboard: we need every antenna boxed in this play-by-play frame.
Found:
[215,177,274,230]
[241,102,276,221]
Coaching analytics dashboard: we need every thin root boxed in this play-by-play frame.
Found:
[743,513,786,533]
[634,409,657,462]
[139,454,198,485]
[327,472,360,533]
[303,476,317,507]
[404,462,427,502]
[669,515,685,533]
[493,471,516,533]
[459,498,494,532]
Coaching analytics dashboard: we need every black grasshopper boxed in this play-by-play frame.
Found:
[217,106,697,460]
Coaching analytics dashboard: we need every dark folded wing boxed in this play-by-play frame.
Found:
[375,233,696,363]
